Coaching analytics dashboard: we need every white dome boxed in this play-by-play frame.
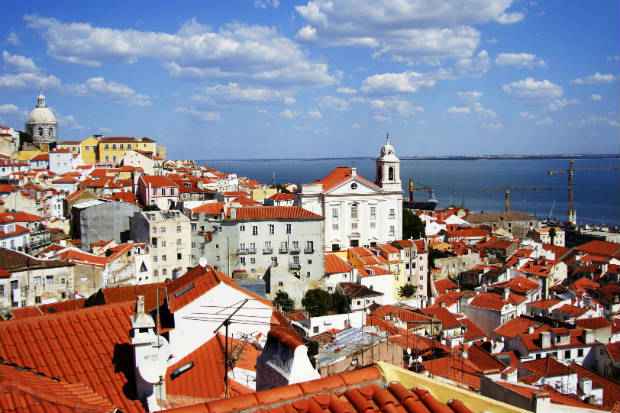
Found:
[27,94,57,125]
[379,134,399,161]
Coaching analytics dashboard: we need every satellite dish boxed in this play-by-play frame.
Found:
[199,257,208,268]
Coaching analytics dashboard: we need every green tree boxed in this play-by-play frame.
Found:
[302,289,332,317]
[273,291,294,312]
[403,209,426,239]
[331,290,351,314]
[399,283,417,298]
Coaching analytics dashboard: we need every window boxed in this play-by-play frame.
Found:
[162,269,168,276]
[332,244,340,252]
[293,255,300,264]
[332,223,339,231]
[389,225,395,236]
[389,209,395,219]
[162,255,167,262]
[38,127,43,136]
[271,256,278,266]
[177,225,182,233]
[250,257,256,264]
[161,240,167,248]
[240,225,245,232]
[351,203,358,220]
[0,286,4,297]
[350,182,358,190]
[370,207,376,219]
[388,166,394,181]
[313,326,319,334]
[240,257,246,265]
[370,222,376,229]
[306,241,314,252]
[332,208,338,219]
[160,226,166,233]
[153,255,158,262]
[269,224,275,234]
[265,241,272,249]
[578,349,584,357]
[252,226,258,236]
[564,350,570,359]
[286,224,292,234]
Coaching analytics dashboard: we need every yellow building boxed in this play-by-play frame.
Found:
[56,140,82,156]
[15,149,43,161]
[79,136,100,164]
[97,136,157,166]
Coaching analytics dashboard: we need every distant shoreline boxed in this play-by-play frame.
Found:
[199,154,620,162]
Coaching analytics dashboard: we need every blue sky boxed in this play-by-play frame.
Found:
[0,0,618,159]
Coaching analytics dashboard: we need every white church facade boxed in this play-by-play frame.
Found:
[300,137,403,251]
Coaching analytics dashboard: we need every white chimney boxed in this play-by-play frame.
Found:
[503,287,510,301]
[132,295,170,411]
[351,167,357,177]
[528,325,535,334]
[541,331,551,349]
[584,329,594,345]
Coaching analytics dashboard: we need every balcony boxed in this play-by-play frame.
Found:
[237,248,249,255]
[289,246,301,255]
[248,247,257,254]
[304,247,314,254]
[289,263,301,271]
[263,247,273,255]
[279,246,289,254]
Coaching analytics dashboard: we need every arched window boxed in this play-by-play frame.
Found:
[388,166,394,181]
[38,127,43,136]
[49,128,53,136]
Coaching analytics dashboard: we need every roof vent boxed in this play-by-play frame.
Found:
[199,257,208,268]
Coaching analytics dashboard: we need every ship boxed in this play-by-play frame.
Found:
[403,178,438,211]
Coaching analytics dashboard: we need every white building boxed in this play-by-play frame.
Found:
[300,137,403,251]
[49,149,75,175]
[130,210,191,280]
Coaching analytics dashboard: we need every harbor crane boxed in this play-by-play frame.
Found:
[480,186,556,213]
[547,160,620,226]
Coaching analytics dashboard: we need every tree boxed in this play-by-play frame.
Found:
[403,209,425,239]
[302,289,332,317]
[399,283,417,298]
[273,291,294,312]
[331,290,350,314]
[549,227,557,246]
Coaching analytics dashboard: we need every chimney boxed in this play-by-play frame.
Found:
[132,295,170,411]
[351,167,357,177]
[579,377,592,394]
[503,287,510,301]
[528,325,535,334]
[584,329,594,345]
[541,331,551,349]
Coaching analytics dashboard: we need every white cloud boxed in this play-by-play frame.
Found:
[319,95,350,111]
[591,94,602,101]
[57,113,83,130]
[2,50,39,73]
[352,122,361,129]
[520,111,536,120]
[295,0,523,64]
[571,72,616,85]
[336,87,357,95]
[25,15,336,87]
[576,115,620,128]
[176,107,221,122]
[280,109,297,119]
[546,98,578,112]
[535,116,553,126]
[70,77,151,106]
[254,0,280,8]
[457,90,482,102]
[361,71,437,95]
[448,106,471,114]
[370,98,423,118]
[6,32,20,46]
[502,77,563,99]
[496,11,525,24]
[296,25,317,41]
[307,110,322,119]
[0,72,61,89]
[194,82,295,105]
[495,52,545,68]
[0,103,19,114]
[454,49,490,76]
[482,121,504,129]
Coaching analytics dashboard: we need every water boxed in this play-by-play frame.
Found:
[201,158,620,226]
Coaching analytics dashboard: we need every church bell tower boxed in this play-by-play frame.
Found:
[376,133,402,192]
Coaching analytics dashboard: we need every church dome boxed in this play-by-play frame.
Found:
[379,134,399,161]
[27,94,57,125]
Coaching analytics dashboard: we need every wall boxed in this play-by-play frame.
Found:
[80,201,140,247]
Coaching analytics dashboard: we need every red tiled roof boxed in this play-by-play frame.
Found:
[0,363,116,413]
[555,304,588,317]
[447,228,489,238]
[233,206,322,221]
[166,334,256,401]
[571,277,600,293]
[192,202,224,215]
[468,292,509,311]
[528,299,561,310]
[141,174,178,188]
[422,354,483,390]
[576,317,611,330]
[10,299,87,319]
[57,248,109,267]
[314,166,380,193]
[0,224,29,240]
[492,276,539,294]
[419,306,461,330]
[325,254,353,274]
[268,192,296,201]
[0,302,143,413]
[576,240,620,258]
[434,278,458,295]
[494,316,547,338]
[521,356,571,377]
[570,363,620,410]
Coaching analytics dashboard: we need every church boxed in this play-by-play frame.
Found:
[21,93,58,151]
[300,136,403,251]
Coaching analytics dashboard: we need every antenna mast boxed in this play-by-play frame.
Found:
[214,299,249,398]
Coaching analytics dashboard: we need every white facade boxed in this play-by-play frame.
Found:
[300,140,403,252]
[49,151,74,175]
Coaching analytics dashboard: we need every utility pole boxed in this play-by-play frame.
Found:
[214,299,249,399]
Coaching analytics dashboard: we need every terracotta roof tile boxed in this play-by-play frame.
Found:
[233,206,322,221]
[325,254,353,274]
